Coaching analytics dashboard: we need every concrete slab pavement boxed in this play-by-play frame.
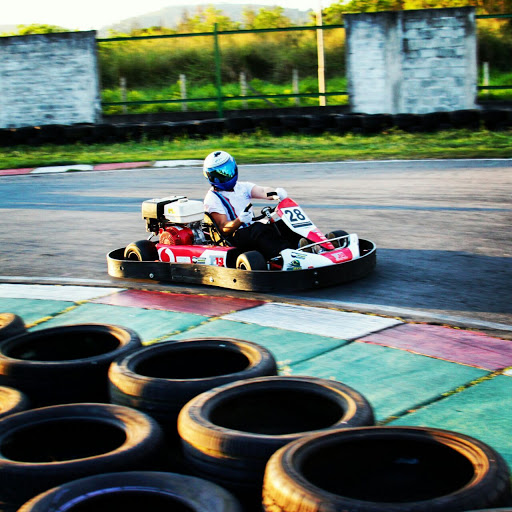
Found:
[0,283,511,474]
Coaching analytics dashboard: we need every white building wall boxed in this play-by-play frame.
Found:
[345,7,477,115]
[0,31,101,129]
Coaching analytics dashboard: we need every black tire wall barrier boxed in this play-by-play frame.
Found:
[109,338,278,439]
[178,376,375,509]
[0,385,30,420]
[0,313,26,342]
[18,471,243,512]
[0,403,166,512]
[262,426,512,512]
[0,324,142,407]
[1,109,512,146]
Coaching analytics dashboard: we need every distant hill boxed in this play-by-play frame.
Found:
[98,4,312,36]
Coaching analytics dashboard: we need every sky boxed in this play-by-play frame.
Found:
[1,0,326,31]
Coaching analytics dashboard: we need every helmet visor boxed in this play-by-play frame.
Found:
[207,160,237,184]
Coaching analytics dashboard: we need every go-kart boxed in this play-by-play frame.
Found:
[106,194,376,292]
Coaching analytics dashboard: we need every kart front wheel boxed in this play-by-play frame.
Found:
[124,240,158,261]
[327,230,349,248]
[236,251,267,271]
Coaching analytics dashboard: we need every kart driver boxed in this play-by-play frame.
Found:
[203,150,292,260]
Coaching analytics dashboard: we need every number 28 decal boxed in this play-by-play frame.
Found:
[283,207,313,228]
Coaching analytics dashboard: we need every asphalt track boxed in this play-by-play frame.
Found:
[0,158,510,337]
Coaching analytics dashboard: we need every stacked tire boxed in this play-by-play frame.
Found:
[0,323,142,406]
[108,337,278,439]
[0,403,166,511]
[0,313,26,342]
[262,427,512,512]
[177,375,375,509]
[18,471,243,512]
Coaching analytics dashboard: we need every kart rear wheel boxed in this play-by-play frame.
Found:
[124,240,158,261]
[327,230,349,248]
[236,251,267,271]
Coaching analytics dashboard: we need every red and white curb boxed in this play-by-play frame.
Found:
[0,160,203,176]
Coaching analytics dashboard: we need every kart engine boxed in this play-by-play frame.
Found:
[142,196,206,245]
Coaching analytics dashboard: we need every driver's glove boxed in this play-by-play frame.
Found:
[275,187,288,200]
[238,210,253,224]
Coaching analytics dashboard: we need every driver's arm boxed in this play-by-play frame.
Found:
[250,185,276,200]
[211,212,244,235]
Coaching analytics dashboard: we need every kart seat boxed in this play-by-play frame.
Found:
[203,212,233,247]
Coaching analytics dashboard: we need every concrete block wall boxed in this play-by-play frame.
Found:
[345,7,477,115]
[0,31,102,129]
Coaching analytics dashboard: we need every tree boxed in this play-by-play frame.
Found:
[245,7,293,29]
[7,24,71,35]
[177,6,239,33]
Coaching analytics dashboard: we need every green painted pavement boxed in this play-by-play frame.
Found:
[289,341,487,422]
[28,303,209,343]
[168,319,350,369]
[0,298,74,326]
[390,374,512,470]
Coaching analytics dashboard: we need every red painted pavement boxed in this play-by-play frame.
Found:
[90,289,266,317]
[93,162,151,171]
[0,168,34,176]
[360,323,512,370]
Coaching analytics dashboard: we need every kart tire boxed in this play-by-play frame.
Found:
[262,426,512,512]
[178,376,374,503]
[236,251,267,270]
[0,385,30,420]
[109,338,278,437]
[0,324,142,407]
[0,403,165,512]
[18,471,243,512]
[0,313,26,342]
[124,240,158,261]
[326,230,348,248]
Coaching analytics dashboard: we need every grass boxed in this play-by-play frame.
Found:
[102,77,349,115]
[102,72,512,115]
[2,129,511,169]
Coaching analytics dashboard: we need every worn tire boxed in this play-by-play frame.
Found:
[18,471,243,512]
[178,376,374,499]
[263,426,512,512]
[109,337,278,437]
[0,313,26,342]
[236,250,267,270]
[0,385,30,419]
[0,403,165,512]
[0,324,142,406]
[124,240,158,261]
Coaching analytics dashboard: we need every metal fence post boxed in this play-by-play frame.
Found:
[293,69,300,106]
[213,23,224,118]
[179,74,188,111]
[120,77,127,114]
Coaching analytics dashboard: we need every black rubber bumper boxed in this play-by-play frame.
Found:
[106,239,376,292]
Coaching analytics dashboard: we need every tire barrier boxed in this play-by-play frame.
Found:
[0,385,30,420]
[18,471,243,512]
[109,338,278,438]
[0,313,26,342]
[178,376,375,508]
[2,108,511,146]
[0,403,165,512]
[0,324,142,407]
[262,426,512,512]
